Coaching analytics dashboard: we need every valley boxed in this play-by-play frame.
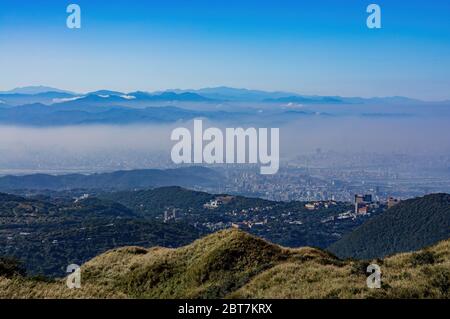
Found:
[0,186,376,277]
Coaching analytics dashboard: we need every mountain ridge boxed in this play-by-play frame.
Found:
[1,228,448,299]
[0,167,222,191]
[1,85,443,104]
[0,86,75,95]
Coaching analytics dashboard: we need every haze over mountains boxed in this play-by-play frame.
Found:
[1,85,442,105]
[1,86,449,126]
[1,85,449,179]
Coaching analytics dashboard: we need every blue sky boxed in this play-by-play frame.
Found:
[1,0,449,100]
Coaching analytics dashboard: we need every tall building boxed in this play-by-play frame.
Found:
[164,208,177,222]
[354,194,373,214]
[355,194,365,204]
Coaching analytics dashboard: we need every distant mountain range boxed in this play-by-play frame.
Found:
[0,167,222,191]
[0,85,440,106]
[168,87,435,105]
[328,193,450,259]
[0,103,227,126]
[0,86,75,95]
[169,87,299,102]
[0,86,447,126]
[0,90,215,107]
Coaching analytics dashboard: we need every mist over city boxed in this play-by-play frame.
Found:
[0,98,449,202]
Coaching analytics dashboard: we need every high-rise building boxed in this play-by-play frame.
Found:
[354,194,373,214]
[164,208,177,222]
[355,194,365,204]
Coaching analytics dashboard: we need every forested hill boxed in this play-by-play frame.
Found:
[0,167,221,191]
[328,193,450,259]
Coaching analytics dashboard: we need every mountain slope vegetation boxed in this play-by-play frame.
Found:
[0,192,201,277]
[328,193,450,259]
[0,185,365,277]
[0,229,448,299]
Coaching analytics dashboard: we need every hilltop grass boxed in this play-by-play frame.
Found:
[0,229,448,299]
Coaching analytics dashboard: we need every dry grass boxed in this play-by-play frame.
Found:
[1,229,448,299]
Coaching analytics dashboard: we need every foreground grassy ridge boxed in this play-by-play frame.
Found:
[232,238,450,299]
[0,229,449,299]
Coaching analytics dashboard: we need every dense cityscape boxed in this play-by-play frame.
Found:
[1,149,449,203]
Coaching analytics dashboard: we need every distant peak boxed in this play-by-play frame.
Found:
[0,86,75,95]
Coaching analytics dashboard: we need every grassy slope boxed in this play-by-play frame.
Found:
[0,229,449,299]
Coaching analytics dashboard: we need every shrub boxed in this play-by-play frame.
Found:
[429,267,450,297]
[410,251,437,266]
[350,260,371,276]
[29,274,55,283]
[0,257,26,278]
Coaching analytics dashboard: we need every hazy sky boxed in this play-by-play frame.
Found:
[1,0,450,100]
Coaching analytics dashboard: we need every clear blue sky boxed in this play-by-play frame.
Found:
[1,0,449,100]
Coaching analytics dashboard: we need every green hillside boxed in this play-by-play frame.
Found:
[100,186,216,217]
[1,229,449,299]
[0,192,200,277]
[0,186,363,277]
[328,193,450,259]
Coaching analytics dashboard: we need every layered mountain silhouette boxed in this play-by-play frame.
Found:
[0,85,436,106]
[1,86,446,125]
[0,167,222,191]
